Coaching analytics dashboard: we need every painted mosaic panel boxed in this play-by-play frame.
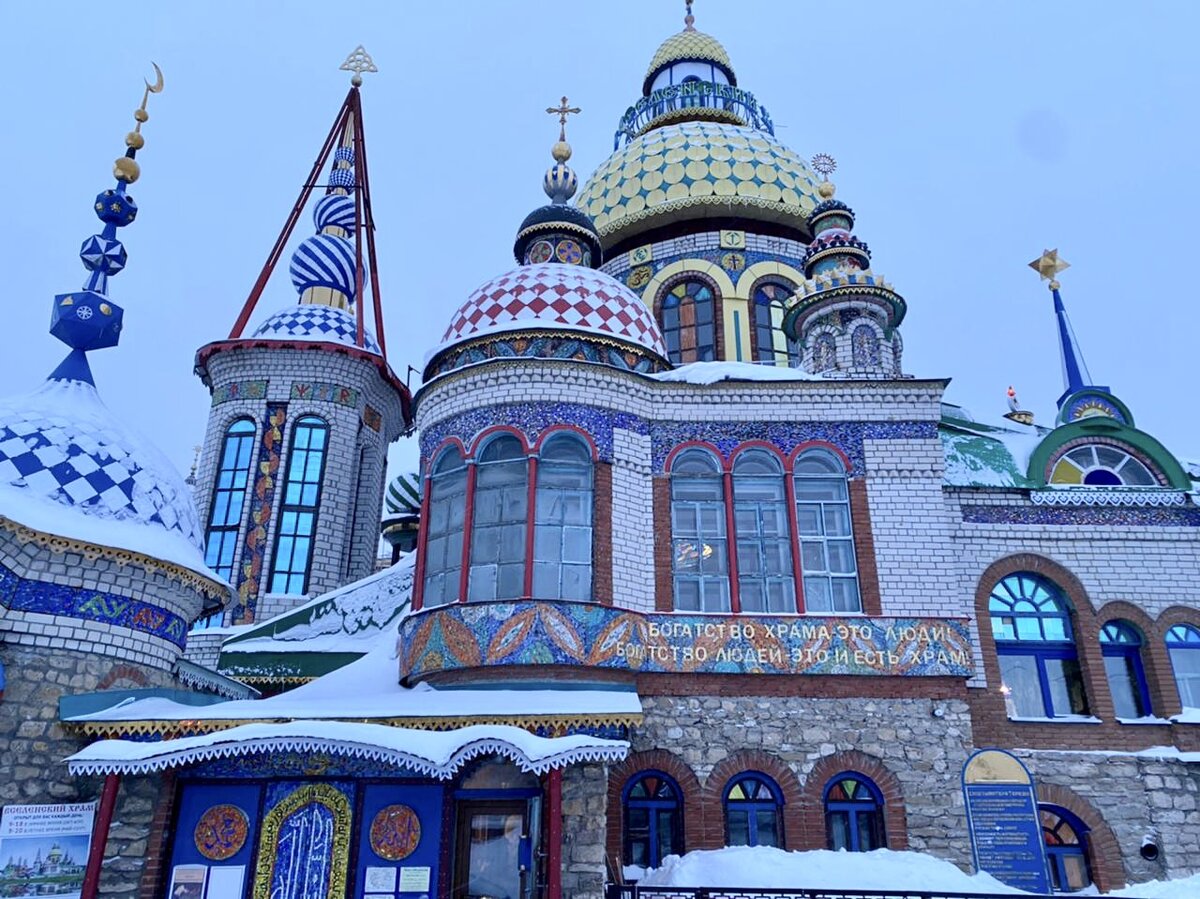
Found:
[232,402,287,624]
[961,505,1200,527]
[427,334,665,379]
[194,803,249,860]
[211,380,268,406]
[399,601,973,679]
[290,381,359,408]
[369,804,420,861]
[254,782,352,899]
[0,560,187,647]
[189,753,423,780]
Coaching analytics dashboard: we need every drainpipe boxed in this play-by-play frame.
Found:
[547,768,563,899]
[80,773,120,899]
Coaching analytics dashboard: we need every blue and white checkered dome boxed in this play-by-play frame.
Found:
[251,304,381,354]
[289,233,357,298]
[314,194,356,232]
[0,378,211,575]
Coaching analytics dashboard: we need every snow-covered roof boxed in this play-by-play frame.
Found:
[940,403,1043,488]
[648,360,828,385]
[65,720,628,777]
[0,378,221,583]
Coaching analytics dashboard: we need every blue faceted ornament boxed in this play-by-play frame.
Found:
[79,235,127,275]
[94,188,137,226]
[50,290,124,351]
[329,167,355,188]
[334,146,355,164]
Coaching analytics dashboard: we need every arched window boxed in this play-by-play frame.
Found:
[1166,624,1200,710]
[733,451,795,613]
[812,333,836,372]
[824,774,885,852]
[851,324,880,368]
[204,418,256,581]
[422,448,468,607]
[268,416,329,595]
[1049,444,1157,486]
[752,282,800,366]
[661,281,716,364]
[468,435,528,601]
[1040,805,1092,892]
[533,434,593,600]
[989,574,1088,718]
[670,449,730,612]
[724,773,782,848]
[623,772,683,868]
[794,450,859,613]
[1099,620,1151,719]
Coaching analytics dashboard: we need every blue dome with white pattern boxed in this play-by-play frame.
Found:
[314,194,356,232]
[0,378,212,577]
[251,304,380,354]
[289,233,357,298]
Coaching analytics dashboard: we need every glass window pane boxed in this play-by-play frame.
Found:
[727,810,750,847]
[827,540,856,573]
[999,653,1046,717]
[828,811,850,851]
[1045,657,1088,715]
[562,563,591,600]
[796,505,822,536]
[562,527,591,563]
[756,812,779,848]
[805,576,832,612]
[1170,647,1200,709]
[1104,654,1144,718]
[533,561,557,598]
[830,578,861,613]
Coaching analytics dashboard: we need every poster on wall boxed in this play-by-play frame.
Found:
[0,802,96,899]
[167,864,207,898]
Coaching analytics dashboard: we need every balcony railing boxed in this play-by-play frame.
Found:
[614,82,775,148]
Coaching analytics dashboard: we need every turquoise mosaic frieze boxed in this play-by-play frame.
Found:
[211,380,268,406]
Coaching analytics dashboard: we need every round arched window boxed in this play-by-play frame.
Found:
[1049,444,1156,486]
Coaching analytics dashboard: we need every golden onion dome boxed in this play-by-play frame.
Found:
[575,121,821,247]
[644,30,734,93]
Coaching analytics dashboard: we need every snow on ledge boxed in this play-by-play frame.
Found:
[64,720,628,778]
[648,361,828,385]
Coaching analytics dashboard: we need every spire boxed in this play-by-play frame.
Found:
[543,96,581,204]
[1029,249,1106,407]
[49,64,163,386]
[684,0,696,31]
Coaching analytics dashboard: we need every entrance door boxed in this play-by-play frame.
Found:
[452,800,528,899]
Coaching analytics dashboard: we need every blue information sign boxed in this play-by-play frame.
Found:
[962,749,1052,894]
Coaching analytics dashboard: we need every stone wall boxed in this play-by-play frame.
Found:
[561,763,609,899]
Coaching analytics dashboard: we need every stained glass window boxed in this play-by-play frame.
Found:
[422,448,468,607]
[670,449,730,612]
[1049,444,1157,486]
[624,772,683,868]
[533,434,593,601]
[1166,623,1200,710]
[824,774,885,852]
[661,281,716,364]
[1041,806,1092,892]
[989,574,1088,718]
[1099,620,1151,719]
[851,324,880,368]
[468,435,528,601]
[733,451,795,613]
[794,450,860,613]
[269,416,329,595]
[724,773,782,848]
[752,282,800,366]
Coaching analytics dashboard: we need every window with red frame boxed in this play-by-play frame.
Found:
[422,447,468,607]
[468,435,529,601]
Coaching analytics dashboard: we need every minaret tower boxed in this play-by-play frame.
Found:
[782,157,907,376]
[193,48,412,625]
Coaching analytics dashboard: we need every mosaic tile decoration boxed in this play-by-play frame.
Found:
[189,753,426,780]
[426,333,667,379]
[252,304,380,354]
[194,803,249,861]
[290,381,359,408]
[231,403,287,624]
[961,505,1200,527]
[211,380,268,406]
[0,559,187,648]
[399,601,973,679]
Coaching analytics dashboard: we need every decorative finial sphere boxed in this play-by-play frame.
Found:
[552,140,572,163]
[113,157,140,183]
[125,131,144,150]
[818,181,836,199]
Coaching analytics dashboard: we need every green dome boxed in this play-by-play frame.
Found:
[576,121,821,247]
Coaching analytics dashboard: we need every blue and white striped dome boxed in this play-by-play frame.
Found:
[252,304,380,354]
[314,194,356,232]
[0,378,211,576]
[289,233,357,298]
[385,471,421,516]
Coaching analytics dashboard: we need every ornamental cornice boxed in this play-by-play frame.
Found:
[1030,489,1188,507]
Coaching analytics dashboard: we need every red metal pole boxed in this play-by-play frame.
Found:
[523,456,538,598]
[350,89,367,351]
[353,88,387,360]
[457,464,477,603]
[547,768,563,899]
[227,89,354,339]
[80,773,121,899]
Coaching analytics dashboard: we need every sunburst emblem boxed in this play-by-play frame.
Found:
[811,153,837,179]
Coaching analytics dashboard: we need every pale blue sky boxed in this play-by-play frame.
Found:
[2,1,1196,485]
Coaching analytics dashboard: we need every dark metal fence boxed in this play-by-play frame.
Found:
[605,887,1150,899]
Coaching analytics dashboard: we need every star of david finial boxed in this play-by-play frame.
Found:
[546,96,581,142]
[1029,248,1070,290]
[340,46,378,86]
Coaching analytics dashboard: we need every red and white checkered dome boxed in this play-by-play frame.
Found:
[437,263,668,358]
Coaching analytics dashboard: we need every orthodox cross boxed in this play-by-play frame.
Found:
[546,96,581,141]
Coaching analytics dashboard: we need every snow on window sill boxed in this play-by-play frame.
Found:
[1117,716,1174,726]
[1007,715,1102,724]
[1171,709,1200,725]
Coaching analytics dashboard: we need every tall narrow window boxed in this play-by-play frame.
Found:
[623,772,682,869]
[203,419,256,580]
[989,573,1088,718]
[269,416,329,595]
[468,435,528,601]
[812,333,837,371]
[794,450,859,612]
[733,451,795,613]
[851,324,880,368]
[661,280,716,364]
[1041,806,1092,892]
[533,435,593,600]
[1099,620,1151,719]
[724,773,782,848]
[670,449,730,612]
[422,448,468,607]
[752,282,800,366]
[1166,624,1200,710]
[824,774,885,852]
